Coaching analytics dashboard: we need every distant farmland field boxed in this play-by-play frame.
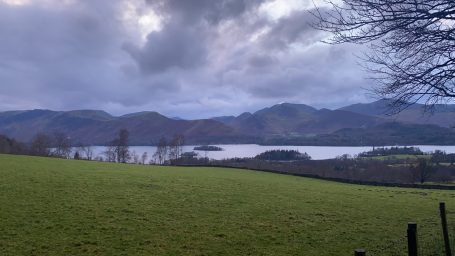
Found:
[1,154,454,255]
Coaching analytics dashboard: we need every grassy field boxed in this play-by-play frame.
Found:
[1,154,455,255]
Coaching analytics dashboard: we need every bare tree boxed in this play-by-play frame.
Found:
[103,145,117,162]
[0,135,26,155]
[141,152,148,165]
[81,145,94,160]
[29,133,52,157]
[131,150,140,164]
[313,0,455,112]
[176,134,185,159]
[0,135,11,154]
[112,129,130,163]
[154,137,168,165]
[169,134,185,163]
[53,132,72,159]
[168,143,178,163]
[411,158,434,183]
[74,151,81,160]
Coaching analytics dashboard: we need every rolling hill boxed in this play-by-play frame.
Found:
[262,122,455,146]
[0,109,249,145]
[220,103,384,136]
[340,99,455,128]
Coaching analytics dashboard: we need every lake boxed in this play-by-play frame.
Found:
[88,144,455,161]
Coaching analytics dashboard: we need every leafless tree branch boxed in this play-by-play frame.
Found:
[312,0,455,112]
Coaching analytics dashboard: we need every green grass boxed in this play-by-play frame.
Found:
[1,154,455,256]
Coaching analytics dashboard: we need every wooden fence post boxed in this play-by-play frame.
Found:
[407,223,418,256]
[440,202,452,256]
[354,249,366,256]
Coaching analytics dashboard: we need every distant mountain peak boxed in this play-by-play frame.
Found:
[254,102,318,117]
[63,110,113,120]
[120,111,166,119]
[211,115,236,124]
[237,112,253,118]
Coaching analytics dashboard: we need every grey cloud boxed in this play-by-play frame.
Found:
[260,10,325,50]
[247,54,278,68]
[0,0,371,119]
[147,0,264,24]
[124,22,209,73]
[127,0,267,73]
[0,1,122,63]
[0,1,133,109]
[222,42,367,106]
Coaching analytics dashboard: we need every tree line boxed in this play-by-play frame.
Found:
[0,132,75,159]
[101,131,185,165]
[152,135,185,165]
[88,130,185,165]
[255,150,311,161]
[0,129,185,165]
[358,147,424,157]
[208,155,454,185]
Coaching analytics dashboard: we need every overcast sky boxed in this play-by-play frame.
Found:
[0,0,373,118]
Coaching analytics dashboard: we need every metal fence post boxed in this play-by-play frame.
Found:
[407,223,418,256]
[354,249,366,256]
[440,202,452,256]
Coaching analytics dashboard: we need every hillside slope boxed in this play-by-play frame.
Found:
[224,103,385,136]
[0,110,245,144]
[340,99,455,128]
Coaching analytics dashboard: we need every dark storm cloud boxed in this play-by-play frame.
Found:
[124,22,209,73]
[260,9,324,50]
[0,0,371,118]
[146,0,263,24]
[127,0,265,73]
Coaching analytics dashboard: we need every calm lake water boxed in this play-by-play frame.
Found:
[89,144,455,161]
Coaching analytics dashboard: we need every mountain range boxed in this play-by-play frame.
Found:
[1,99,455,146]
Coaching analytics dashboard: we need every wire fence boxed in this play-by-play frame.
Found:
[354,202,454,256]
[421,202,453,256]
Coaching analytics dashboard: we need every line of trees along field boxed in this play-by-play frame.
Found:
[0,129,185,165]
[89,130,185,165]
